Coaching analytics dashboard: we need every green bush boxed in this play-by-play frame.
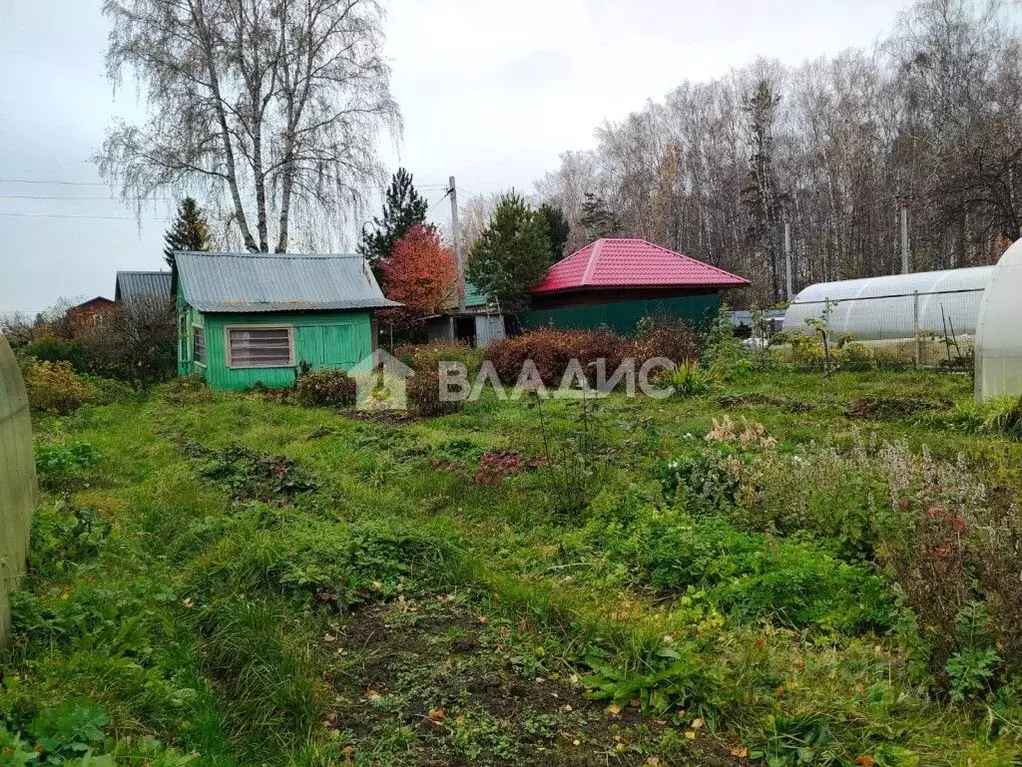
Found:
[294,368,356,407]
[35,440,102,491]
[23,337,93,373]
[649,513,894,633]
[702,306,752,381]
[661,360,713,397]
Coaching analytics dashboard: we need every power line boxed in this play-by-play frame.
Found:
[0,212,169,221]
[425,189,452,217]
[0,178,110,187]
[0,194,174,201]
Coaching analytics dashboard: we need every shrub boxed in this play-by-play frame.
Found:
[661,360,713,397]
[294,368,356,407]
[35,440,102,490]
[23,337,93,373]
[160,375,215,405]
[605,506,895,634]
[485,329,626,387]
[75,297,178,384]
[23,359,98,415]
[532,394,609,517]
[408,368,462,417]
[395,341,483,375]
[702,307,752,381]
[630,318,702,365]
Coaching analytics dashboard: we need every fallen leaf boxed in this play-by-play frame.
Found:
[629,698,641,708]
[428,708,446,723]
[730,747,749,758]
[647,758,661,766]
[608,705,622,716]
[691,717,704,730]
[477,615,489,624]
[855,757,876,767]
[323,633,336,643]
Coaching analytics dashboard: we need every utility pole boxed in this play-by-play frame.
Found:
[784,220,793,301]
[899,198,911,274]
[450,176,465,313]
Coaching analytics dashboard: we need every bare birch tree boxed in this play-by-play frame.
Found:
[98,0,401,253]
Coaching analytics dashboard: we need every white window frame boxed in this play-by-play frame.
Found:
[193,325,207,367]
[224,324,295,369]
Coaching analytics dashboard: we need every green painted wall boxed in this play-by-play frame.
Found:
[523,294,720,335]
[177,304,204,378]
[177,307,373,390]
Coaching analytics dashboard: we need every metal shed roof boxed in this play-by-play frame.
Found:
[175,251,400,313]
[115,271,173,301]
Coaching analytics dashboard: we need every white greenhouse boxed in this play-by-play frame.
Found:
[782,267,995,342]
[976,239,1022,401]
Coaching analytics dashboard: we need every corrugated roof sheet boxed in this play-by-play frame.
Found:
[531,239,750,294]
[115,271,173,301]
[175,251,400,313]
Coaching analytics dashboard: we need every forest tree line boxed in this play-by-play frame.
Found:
[534,0,1022,305]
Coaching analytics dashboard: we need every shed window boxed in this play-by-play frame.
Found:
[227,327,293,368]
[193,326,206,365]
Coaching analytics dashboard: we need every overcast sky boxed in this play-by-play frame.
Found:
[0,0,916,316]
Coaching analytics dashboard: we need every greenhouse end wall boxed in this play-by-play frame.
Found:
[0,333,37,647]
[976,240,1022,401]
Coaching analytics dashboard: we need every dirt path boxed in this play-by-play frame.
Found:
[320,597,745,766]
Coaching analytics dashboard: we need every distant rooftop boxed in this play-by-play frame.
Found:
[115,271,173,301]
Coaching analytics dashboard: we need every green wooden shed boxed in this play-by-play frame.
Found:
[176,251,398,390]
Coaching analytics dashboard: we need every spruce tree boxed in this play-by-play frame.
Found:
[466,192,551,314]
[578,193,621,241]
[163,198,212,270]
[741,79,785,302]
[537,203,571,263]
[359,168,433,273]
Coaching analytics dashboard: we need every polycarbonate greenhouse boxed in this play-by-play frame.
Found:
[782,267,995,341]
[0,332,36,646]
[976,239,1022,401]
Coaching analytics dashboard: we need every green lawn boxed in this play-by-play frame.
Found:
[3,369,1021,766]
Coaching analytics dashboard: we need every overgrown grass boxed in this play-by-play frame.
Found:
[4,369,1022,765]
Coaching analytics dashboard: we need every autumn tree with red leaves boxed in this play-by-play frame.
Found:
[380,225,460,320]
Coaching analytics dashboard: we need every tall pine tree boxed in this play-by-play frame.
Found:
[466,192,551,314]
[359,168,433,274]
[163,198,212,270]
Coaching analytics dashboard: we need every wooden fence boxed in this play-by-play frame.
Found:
[0,334,36,647]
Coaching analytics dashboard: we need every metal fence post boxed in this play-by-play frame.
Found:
[913,290,921,368]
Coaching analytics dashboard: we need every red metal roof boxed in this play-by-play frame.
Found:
[530,239,750,294]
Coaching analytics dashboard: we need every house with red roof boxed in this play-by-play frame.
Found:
[426,238,749,345]
[524,239,748,335]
